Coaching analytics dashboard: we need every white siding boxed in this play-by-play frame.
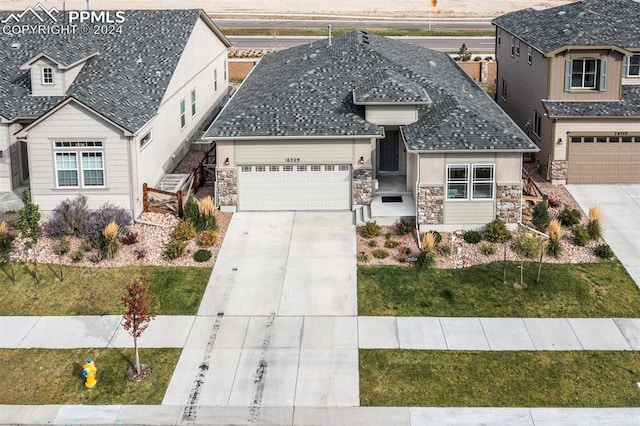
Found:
[365,105,419,125]
[26,102,131,214]
[0,123,10,191]
[136,16,229,214]
[30,59,65,97]
[444,201,494,225]
[235,140,353,164]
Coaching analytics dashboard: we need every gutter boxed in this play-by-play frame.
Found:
[204,134,385,141]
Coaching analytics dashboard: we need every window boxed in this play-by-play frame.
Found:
[191,89,197,116]
[140,130,152,148]
[179,99,186,128]
[497,28,501,47]
[223,60,227,80]
[566,58,606,91]
[626,54,640,77]
[42,67,53,84]
[242,166,252,172]
[472,165,494,199]
[269,166,279,172]
[54,142,104,188]
[447,165,469,200]
[533,111,541,138]
[515,39,520,56]
[510,36,515,57]
[527,47,532,65]
[214,68,218,92]
[501,78,508,101]
[310,165,321,171]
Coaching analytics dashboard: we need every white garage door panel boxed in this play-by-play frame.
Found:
[239,165,351,211]
[568,135,640,183]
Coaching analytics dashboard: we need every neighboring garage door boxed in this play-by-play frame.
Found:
[238,164,351,210]
[568,135,640,183]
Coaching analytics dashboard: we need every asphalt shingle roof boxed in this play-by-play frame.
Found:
[0,9,206,132]
[543,85,640,117]
[206,31,537,152]
[492,0,640,54]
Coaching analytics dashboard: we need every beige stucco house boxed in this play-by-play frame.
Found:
[0,9,230,216]
[493,0,640,184]
[205,32,538,231]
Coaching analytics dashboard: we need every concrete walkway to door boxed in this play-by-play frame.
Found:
[566,184,640,287]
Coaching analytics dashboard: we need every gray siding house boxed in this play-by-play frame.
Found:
[493,0,640,184]
[206,32,538,231]
[0,9,231,215]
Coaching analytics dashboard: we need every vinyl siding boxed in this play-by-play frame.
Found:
[445,201,494,224]
[30,59,65,97]
[235,140,354,164]
[365,105,419,125]
[26,102,131,214]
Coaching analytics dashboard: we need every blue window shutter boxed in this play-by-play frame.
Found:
[564,60,571,92]
[623,56,629,77]
[599,59,607,91]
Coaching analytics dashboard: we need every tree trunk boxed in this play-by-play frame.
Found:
[9,260,15,283]
[58,253,64,282]
[503,244,507,284]
[536,249,543,283]
[134,334,140,375]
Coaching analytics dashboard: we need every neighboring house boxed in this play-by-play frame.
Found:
[0,9,231,216]
[205,31,538,231]
[493,0,640,184]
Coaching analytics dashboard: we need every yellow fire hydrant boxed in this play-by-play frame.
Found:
[82,358,97,389]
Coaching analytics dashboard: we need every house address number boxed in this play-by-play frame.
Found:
[615,132,628,136]
[285,158,300,163]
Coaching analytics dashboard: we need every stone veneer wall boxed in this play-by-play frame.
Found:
[417,186,444,226]
[352,168,373,205]
[217,169,237,207]
[551,160,568,182]
[496,184,521,223]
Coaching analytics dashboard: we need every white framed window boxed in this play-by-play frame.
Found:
[446,165,469,200]
[214,68,218,92]
[140,130,152,149]
[501,78,507,101]
[54,141,104,188]
[567,58,607,91]
[190,89,197,116]
[179,99,186,128]
[310,165,321,171]
[515,39,520,56]
[533,111,542,138]
[497,28,501,47]
[472,165,494,200]
[223,60,227,81]
[42,67,53,84]
[510,36,515,57]
[527,47,532,65]
[269,165,279,172]
[626,54,640,77]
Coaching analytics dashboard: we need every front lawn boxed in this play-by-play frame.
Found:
[358,261,640,317]
[0,348,181,404]
[0,265,211,315]
[360,350,640,407]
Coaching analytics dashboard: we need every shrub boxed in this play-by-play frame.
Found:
[17,189,40,244]
[361,221,382,238]
[438,242,452,256]
[100,221,120,259]
[368,239,378,247]
[572,226,590,247]
[172,220,197,241]
[547,219,564,258]
[163,239,186,260]
[371,249,389,259]
[463,230,482,244]
[397,246,411,263]
[415,250,436,269]
[558,207,582,227]
[532,201,550,232]
[44,195,90,237]
[384,232,394,240]
[193,249,212,262]
[71,250,84,262]
[358,251,370,262]
[480,244,495,256]
[587,205,602,240]
[513,229,545,259]
[421,232,437,253]
[183,195,200,225]
[384,240,399,249]
[594,244,614,259]
[395,218,414,235]
[85,203,131,243]
[547,195,561,208]
[80,239,94,252]
[485,218,511,243]
[198,230,218,247]
[120,231,138,245]
[473,56,482,61]
[198,196,218,231]
[53,237,71,256]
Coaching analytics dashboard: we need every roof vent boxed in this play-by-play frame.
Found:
[10,42,20,50]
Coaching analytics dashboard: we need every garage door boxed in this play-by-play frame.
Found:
[568,135,640,183]
[238,164,351,210]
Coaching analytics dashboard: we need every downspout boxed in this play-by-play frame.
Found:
[415,153,421,250]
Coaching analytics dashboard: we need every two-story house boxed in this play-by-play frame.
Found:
[493,0,640,184]
[0,9,231,216]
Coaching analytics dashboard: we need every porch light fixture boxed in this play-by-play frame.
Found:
[224,157,229,166]
[358,156,364,165]
[557,138,563,145]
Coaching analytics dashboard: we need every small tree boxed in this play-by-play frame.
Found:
[532,201,550,232]
[121,278,159,378]
[457,43,471,61]
[17,190,41,283]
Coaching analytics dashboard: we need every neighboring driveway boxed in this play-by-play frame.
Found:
[163,211,359,411]
[566,184,640,287]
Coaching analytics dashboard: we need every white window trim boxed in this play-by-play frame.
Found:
[42,67,54,85]
[180,99,186,129]
[223,60,227,81]
[140,130,153,149]
[501,78,507,101]
[471,164,495,200]
[53,144,105,189]
[214,68,218,92]
[446,164,469,201]
[571,58,598,89]
[54,152,79,188]
[510,36,515,57]
[533,111,542,138]
[190,89,197,117]
[527,46,532,65]
[515,39,520,56]
[627,54,640,77]
[80,152,105,187]
[446,164,496,201]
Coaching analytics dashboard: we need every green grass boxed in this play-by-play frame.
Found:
[358,261,640,317]
[360,350,640,407]
[223,27,494,38]
[0,264,211,315]
[0,348,181,404]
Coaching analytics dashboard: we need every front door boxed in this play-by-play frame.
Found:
[379,130,399,172]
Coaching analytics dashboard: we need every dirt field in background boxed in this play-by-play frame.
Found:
[0,0,576,17]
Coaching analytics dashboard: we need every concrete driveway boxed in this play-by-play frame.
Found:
[566,184,640,287]
[163,211,359,412]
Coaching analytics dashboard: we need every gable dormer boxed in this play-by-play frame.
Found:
[20,51,98,97]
